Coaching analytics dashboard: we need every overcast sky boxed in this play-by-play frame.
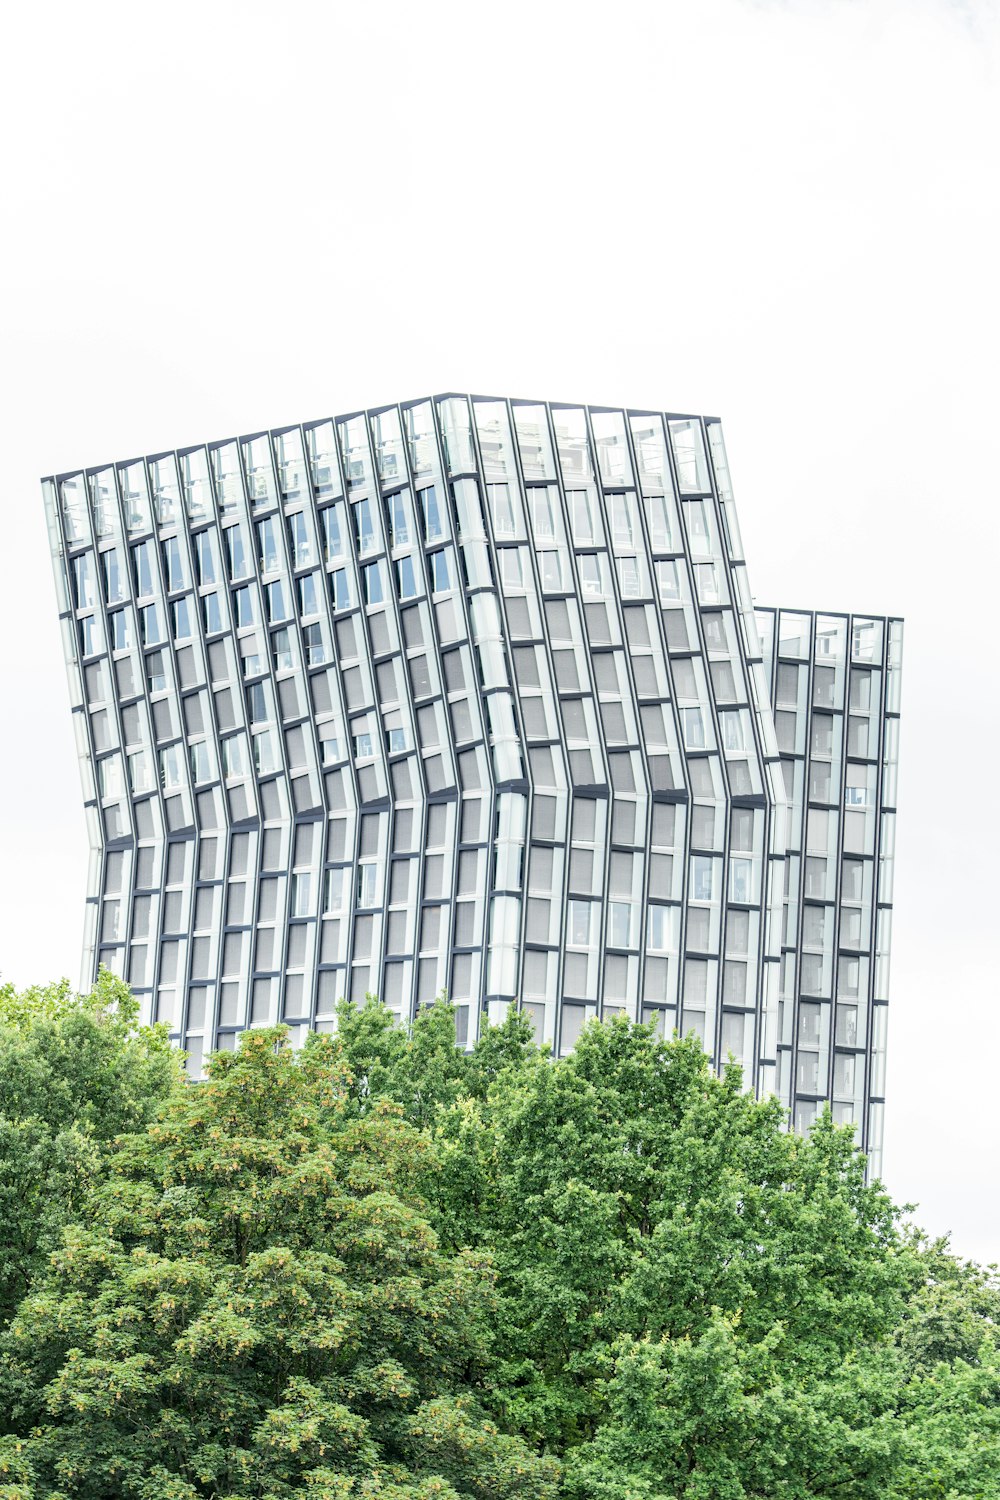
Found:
[1,0,997,1259]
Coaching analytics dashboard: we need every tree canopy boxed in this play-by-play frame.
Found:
[0,983,996,1499]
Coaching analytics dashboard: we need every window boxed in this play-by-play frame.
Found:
[569,489,595,544]
[298,573,319,617]
[109,609,131,651]
[395,555,418,599]
[357,864,377,906]
[233,586,255,628]
[729,857,752,904]
[489,483,517,536]
[287,511,313,568]
[146,651,167,694]
[141,603,165,646]
[421,486,444,542]
[225,525,250,581]
[129,749,153,793]
[303,622,326,666]
[618,556,642,597]
[539,550,565,591]
[321,505,344,561]
[266,580,290,623]
[271,628,293,671]
[657,560,682,601]
[608,902,634,947]
[222,736,247,782]
[499,549,524,591]
[101,549,125,604]
[682,707,706,750]
[247,682,268,724]
[194,530,218,586]
[691,855,715,902]
[776,662,798,706]
[387,490,411,547]
[79,615,97,655]
[189,740,212,785]
[354,499,377,555]
[202,592,223,634]
[363,561,385,606]
[813,666,836,707]
[163,536,188,591]
[257,517,279,574]
[330,569,351,611]
[568,899,596,947]
[430,549,452,594]
[253,728,278,775]
[159,744,183,790]
[530,488,556,539]
[132,541,155,598]
[290,872,312,918]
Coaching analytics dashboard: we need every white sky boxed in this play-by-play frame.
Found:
[1,0,997,1259]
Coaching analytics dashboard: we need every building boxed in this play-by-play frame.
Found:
[42,395,901,1172]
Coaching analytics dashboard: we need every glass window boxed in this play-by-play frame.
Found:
[539,550,565,592]
[330,569,352,611]
[253,727,278,774]
[682,708,706,750]
[430,549,453,594]
[189,740,212,785]
[813,665,836,707]
[101,549,125,604]
[657,560,682,601]
[303,622,326,666]
[608,902,634,948]
[396,556,418,599]
[256,518,280,574]
[776,663,798,706]
[146,651,167,693]
[421,485,444,542]
[79,615,97,655]
[568,899,596,947]
[690,855,715,902]
[569,490,595,544]
[321,504,344,562]
[225,525,250,582]
[265,581,290,624]
[159,744,183,790]
[668,418,711,493]
[297,573,319,617]
[287,511,313,568]
[291,872,312,918]
[109,609,132,651]
[132,541,155,598]
[357,864,377,907]
[222,736,247,783]
[200,591,222,635]
[163,536,188,591]
[141,603,165,646]
[729,857,752,904]
[363,560,385,606]
[354,499,378,555]
[272,628,293,672]
[194,530,218,586]
[172,597,193,641]
[387,490,411,548]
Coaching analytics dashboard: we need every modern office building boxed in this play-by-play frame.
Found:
[42,396,901,1170]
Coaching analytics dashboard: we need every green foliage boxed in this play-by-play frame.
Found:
[0,1023,556,1500]
[0,970,181,1325]
[0,986,997,1498]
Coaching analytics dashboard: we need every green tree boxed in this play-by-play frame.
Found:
[0,1026,557,1500]
[0,969,180,1326]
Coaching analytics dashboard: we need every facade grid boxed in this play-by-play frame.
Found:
[42,394,901,1172]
